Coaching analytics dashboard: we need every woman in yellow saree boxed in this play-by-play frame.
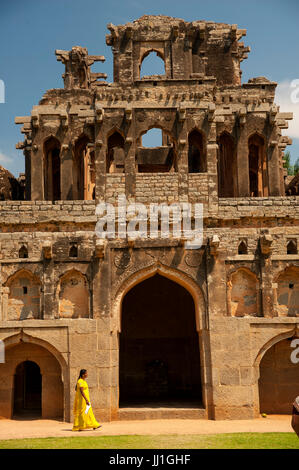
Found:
[72,369,101,431]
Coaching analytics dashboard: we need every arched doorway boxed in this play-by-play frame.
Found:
[119,274,202,407]
[13,361,42,417]
[0,341,64,420]
[259,338,299,414]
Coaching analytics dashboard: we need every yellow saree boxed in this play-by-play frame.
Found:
[72,378,100,431]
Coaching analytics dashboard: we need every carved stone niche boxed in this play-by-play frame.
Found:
[43,241,52,260]
[260,234,273,256]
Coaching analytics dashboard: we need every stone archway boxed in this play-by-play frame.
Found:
[0,337,65,420]
[258,337,299,414]
[119,273,203,407]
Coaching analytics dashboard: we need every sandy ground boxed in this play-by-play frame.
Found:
[0,415,293,440]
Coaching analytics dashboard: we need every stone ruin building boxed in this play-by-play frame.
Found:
[0,15,298,422]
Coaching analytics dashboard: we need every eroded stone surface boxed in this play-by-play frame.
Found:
[0,16,297,422]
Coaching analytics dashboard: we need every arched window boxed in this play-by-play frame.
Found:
[218,132,237,197]
[238,240,248,255]
[188,130,206,173]
[140,51,165,79]
[107,131,125,174]
[6,270,41,320]
[69,243,78,258]
[44,137,61,201]
[248,134,268,197]
[19,245,28,259]
[287,239,297,255]
[276,266,299,316]
[58,269,89,318]
[138,127,175,173]
[73,135,94,200]
[141,128,163,147]
[228,268,259,317]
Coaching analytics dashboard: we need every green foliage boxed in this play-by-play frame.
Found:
[294,157,299,175]
[283,151,294,175]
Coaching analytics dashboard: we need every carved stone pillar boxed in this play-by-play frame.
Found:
[267,143,281,196]
[1,287,9,321]
[207,121,218,211]
[31,145,44,200]
[259,234,274,317]
[177,114,188,203]
[60,143,73,200]
[125,110,136,200]
[43,258,55,320]
[237,127,250,197]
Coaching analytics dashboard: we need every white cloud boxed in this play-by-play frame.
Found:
[275,80,299,139]
[0,151,13,165]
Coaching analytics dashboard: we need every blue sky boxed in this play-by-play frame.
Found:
[0,0,298,176]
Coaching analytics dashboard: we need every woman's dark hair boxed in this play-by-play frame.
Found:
[75,369,87,390]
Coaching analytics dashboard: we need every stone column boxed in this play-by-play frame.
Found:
[267,143,281,196]
[236,126,250,196]
[204,245,228,418]
[24,148,31,201]
[60,143,73,200]
[207,121,219,213]
[93,246,113,421]
[259,234,275,317]
[30,145,44,200]
[42,257,55,319]
[260,257,274,317]
[94,119,106,202]
[1,287,9,321]
[125,110,136,200]
[177,115,188,203]
[133,42,140,81]
[164,41,172,79]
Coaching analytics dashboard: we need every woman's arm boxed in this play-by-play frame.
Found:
[80,387,90,406]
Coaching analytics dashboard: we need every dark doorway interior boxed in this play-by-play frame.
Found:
[13,361,42,417]
[119,274,202,407]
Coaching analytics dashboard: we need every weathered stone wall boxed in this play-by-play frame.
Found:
[0,15,297,422]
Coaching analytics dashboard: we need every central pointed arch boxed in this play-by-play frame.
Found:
[114,264,207,412]
[113,264,206,332]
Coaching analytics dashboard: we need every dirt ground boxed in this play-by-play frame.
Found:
[0,415,293,440]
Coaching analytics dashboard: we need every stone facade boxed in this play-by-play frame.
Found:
[0,16,298,422]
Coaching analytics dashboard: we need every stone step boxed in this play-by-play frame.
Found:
[116,407,207,420]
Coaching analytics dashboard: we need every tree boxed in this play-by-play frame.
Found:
[294,157,299,175]
[283,151,294,175]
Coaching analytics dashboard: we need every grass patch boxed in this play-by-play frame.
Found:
[0,433,298,449]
